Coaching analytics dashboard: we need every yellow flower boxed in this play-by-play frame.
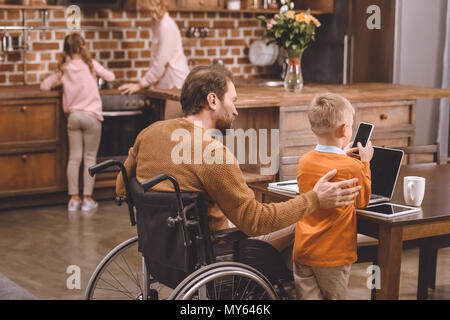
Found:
[295,12,305,22]
[286,11,295,19]
[304,14,312,24]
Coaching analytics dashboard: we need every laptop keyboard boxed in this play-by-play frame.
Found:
[370,194,385,200]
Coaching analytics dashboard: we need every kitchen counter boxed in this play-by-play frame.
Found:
[143,82,450,108]
[3,82,450,104]
[0,85,61,99]
[0,85,126,99]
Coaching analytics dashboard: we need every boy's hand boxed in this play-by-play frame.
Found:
[358,140,374,162]
[313,169,361,209]
[344,142,359,158]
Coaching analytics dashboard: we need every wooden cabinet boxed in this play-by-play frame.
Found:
[294,0,334,14]
[278,100,415,180]
[0,98,67,206]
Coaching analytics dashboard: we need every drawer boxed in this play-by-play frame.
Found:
[0,103,58,145]
[280,107,310,132]
[279,164,298,181]
[0,151,57,192]
[281,145,315,157]
[355,105,411,128]
[179,0,220,8]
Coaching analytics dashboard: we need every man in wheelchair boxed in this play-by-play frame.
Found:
[111,65,362,299]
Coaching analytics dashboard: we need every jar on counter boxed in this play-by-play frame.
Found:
[267,0,278,9]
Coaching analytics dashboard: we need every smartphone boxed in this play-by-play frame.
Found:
[352,122,374,152]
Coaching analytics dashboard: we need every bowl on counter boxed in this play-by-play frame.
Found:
[234,79,284,88]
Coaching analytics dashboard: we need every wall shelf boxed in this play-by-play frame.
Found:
[0,4,329,15]
[0,5,65,10]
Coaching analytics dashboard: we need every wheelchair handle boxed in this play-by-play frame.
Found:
[88,159,119,177]
[88,160,136,226]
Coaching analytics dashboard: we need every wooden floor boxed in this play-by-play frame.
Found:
[0,200,449,300]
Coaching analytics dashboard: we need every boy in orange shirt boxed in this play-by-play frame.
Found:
[293,93,374,300]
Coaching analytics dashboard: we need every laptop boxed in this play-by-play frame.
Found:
[368,146,404,204]
[268,146,404,203]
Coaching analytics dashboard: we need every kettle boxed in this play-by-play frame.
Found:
[97,77,105,89]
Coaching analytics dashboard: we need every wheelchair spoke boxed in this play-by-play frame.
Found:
[110,255,140,292]
[95,285,137,298]
[239,277,252,300]
[215,276,223,300]
[119,252,142,292]
[105,268,137,298]
[231,276,235,300]
[97,278,136,299]
[235,274,242,293]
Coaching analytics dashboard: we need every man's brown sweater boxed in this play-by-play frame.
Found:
[116,118,319,236]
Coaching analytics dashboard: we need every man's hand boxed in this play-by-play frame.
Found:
[313,169,361,209]
[358,140,374,162]
[119,83,142,95]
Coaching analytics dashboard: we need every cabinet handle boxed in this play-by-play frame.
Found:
[380,114,388,120]
[21,154,28,161]
[20,106,28,112]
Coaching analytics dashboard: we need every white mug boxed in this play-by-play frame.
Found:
[403,176,426,207]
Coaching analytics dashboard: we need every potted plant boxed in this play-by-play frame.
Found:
[258,0,321,93]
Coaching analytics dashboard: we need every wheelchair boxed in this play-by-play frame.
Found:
[84,159,295,300]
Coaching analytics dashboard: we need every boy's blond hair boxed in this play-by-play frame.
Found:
[307,92,355,135]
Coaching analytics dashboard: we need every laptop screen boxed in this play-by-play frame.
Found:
[370,147,404,198]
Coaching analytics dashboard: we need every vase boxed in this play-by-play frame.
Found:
[284,49,304,93]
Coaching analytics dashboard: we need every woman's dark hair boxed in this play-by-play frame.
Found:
[180,65,234,116]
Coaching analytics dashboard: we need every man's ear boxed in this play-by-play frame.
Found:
[206,92,218,111]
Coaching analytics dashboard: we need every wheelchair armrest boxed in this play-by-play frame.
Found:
[214,228,248,242]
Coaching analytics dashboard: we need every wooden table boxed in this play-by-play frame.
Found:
[250,164,450,300]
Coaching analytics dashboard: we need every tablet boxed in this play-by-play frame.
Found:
[357,203,421,218]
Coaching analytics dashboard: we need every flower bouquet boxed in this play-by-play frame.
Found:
[257,0,321,92]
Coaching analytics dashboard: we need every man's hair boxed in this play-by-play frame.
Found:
[307,92,355,135]
[180,65,234,116]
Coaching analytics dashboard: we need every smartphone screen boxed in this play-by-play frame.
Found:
[352,122,374,148]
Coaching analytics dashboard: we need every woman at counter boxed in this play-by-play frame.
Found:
[119,0,189,119]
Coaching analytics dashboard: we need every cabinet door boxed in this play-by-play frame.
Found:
[0,102,58,146]
[346,0,396,82]
[0,151,57,194]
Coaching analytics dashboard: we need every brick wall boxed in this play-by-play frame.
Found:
[0,8,280,85]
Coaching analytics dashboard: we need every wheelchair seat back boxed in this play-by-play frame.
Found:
[129,178,213,289]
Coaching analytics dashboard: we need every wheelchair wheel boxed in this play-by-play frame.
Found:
[168,262,278,300]
[85,236,172,300]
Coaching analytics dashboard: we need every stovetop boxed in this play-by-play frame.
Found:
[101,94,153,111]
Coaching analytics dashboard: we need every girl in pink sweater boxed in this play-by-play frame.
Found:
[41,33,115,212]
